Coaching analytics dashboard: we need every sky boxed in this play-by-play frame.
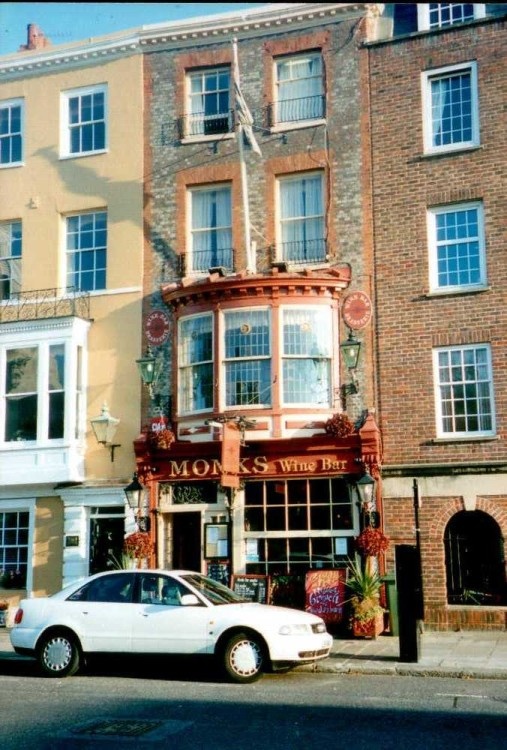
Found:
[0,2,274,55]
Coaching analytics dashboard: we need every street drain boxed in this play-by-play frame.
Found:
[72,719,164,737]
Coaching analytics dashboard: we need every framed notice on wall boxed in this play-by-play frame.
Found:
[205,523,229,559]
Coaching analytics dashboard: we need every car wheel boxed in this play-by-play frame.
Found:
[222,632,265,684]
[38,631,80,677]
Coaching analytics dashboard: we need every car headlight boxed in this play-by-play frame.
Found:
[279,623,312,636]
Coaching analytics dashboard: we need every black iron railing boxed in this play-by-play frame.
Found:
[267,95,325,127]
[177,110,234,139]
[272,238,327,266]
[0,287,91,323]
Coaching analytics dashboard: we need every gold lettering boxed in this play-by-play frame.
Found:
[252,455,269,473]
[192,459,209,477]
[169,460,190,477]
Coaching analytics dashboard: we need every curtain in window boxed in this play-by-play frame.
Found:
[277,55,323,123]
[431,71,472,147]
[179,316,213,413]
[280,175,325,263]
[192,188,232,271]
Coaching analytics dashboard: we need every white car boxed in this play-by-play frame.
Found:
[10,569,332,683]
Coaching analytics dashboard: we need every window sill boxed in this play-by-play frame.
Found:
[417,144,482,161]
[430,435,498,445]
[0,161,24,169]
[423,285,490,298]
[180,133,234,145]
[59,149,108,160]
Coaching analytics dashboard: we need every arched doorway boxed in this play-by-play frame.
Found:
[444,510,506,605]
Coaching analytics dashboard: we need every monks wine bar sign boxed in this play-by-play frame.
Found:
[158,452,356,481]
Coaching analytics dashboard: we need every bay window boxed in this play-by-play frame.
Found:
[178,315,213,414]
[282,307,332,405]
[224,309,271,408]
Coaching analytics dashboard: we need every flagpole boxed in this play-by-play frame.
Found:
[233,38,256,274]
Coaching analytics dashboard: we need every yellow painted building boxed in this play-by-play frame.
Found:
[0,28,145,619]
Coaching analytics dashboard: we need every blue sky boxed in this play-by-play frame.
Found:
[0,2,272,54]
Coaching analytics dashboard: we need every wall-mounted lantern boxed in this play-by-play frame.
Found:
[90,403,121,462]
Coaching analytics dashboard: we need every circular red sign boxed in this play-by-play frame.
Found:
[145,310,170,345]
[342,291,372,330]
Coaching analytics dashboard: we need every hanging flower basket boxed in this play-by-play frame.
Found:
[149,429,175,450]
[123,532,154,561]
[355,527,390,557]
[325,413,354,438]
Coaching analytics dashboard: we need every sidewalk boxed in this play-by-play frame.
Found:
[1,627,507,680]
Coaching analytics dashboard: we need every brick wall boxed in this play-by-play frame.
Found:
[367,19,507,467]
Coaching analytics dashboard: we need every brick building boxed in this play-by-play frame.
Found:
[133,2,383,605]
[368,4,507,629]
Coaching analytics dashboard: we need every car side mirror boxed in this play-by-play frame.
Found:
[180,593,200,606]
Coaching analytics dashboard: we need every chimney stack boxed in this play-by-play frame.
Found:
[19,23,51,51]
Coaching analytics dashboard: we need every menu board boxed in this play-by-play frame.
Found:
[232,575,269,603]
[206,561,230,587]
[305,569,347,624]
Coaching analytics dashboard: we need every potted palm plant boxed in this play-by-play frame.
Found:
[345,558,385,638]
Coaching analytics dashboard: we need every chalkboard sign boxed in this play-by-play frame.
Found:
[232,575,269,603]
[206,561,230,587]
[305,569,347,625]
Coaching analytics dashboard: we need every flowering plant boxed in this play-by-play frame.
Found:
[355,527,390,557]
[325,413,354,438]
[149,428,175,450]
[123,532,154,560]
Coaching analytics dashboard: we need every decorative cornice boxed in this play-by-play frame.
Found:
[0,3,372,80]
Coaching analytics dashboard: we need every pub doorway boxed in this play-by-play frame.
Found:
[172,512,202,571]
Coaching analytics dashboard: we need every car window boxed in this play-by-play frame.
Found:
[181,573,244,604]
[139,574,189,606]
[68,573,134,603]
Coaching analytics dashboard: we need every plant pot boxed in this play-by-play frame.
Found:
[352,612,384,639]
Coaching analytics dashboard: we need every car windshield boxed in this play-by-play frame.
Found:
[181,573,246,605]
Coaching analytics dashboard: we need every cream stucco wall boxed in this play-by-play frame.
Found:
[0,52,145,481]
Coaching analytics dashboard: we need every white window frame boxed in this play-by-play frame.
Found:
[65,210,107,292]
[433,344,495,438]
[60,84,107,159]
[422,62,479,155]
[0,318,88,448]
[177,313,214,416]
[280,305,335,408]
[188,184,233,275]
[0,98,24,167]
[221,307,272,410]
[418,3,485,30]
[427,201,486,293]
[0,499,35,594]
[184,67,232,141]
[0,220,22,300]
[276,171,326,265]
[272,51,325,130]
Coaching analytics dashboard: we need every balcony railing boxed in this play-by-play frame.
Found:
[267,95,325,127]
[178,110,234,139]
[271,238,328,267]
[181,247,235,276]
[0,287,91,323]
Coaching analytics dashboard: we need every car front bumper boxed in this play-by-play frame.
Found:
[269,631,333,664]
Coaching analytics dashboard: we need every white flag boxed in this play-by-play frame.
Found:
[232,39,262,156]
